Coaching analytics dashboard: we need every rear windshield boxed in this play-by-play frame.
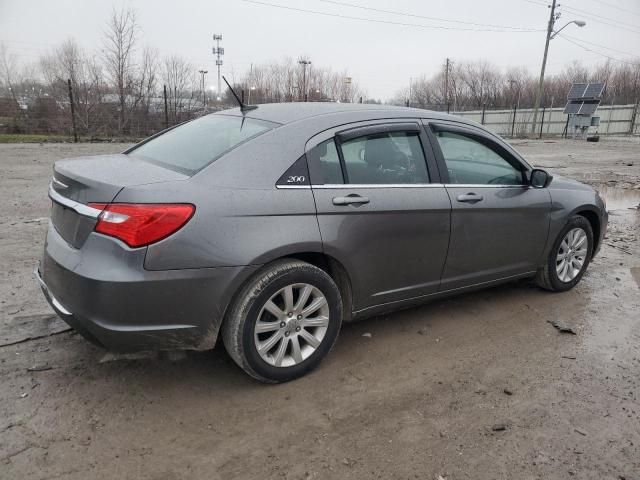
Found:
[127,115,278,175]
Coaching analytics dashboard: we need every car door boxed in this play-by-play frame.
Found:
[306,120,451,312]
[425,121,551,291]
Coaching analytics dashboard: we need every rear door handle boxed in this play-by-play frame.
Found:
[332,194,370,206]
[456,193,484,203]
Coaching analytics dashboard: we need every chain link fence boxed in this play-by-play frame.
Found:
[2,84,639,141]
[450,103,640,138]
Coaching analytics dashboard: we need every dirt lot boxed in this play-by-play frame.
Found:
[1,138,639,480]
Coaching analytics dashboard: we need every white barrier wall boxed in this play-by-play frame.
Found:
[450,104,639,137]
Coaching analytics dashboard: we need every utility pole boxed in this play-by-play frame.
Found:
[198,70,208,106]
[344,77,352,103]
[67,79,78,143]
[212,34,224,101]
[531,0,557,135]
[247,63,254,104]
[444,58,451,113]
[298,59,311,102]
[163,84,169,129]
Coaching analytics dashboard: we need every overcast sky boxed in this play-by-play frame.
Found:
[1,0,638,99]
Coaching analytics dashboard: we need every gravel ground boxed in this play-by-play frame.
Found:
[0,138,639,480]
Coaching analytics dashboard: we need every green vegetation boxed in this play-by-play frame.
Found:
[0,134,142,143]
[0,134,75,143]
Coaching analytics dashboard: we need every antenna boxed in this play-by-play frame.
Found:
[222,76,258,112]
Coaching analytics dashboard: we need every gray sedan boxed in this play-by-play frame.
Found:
[37,103,608,382]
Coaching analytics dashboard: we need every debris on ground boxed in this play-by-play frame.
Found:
[547,319,577,335]
[562,355,577,360]
[491,424,508,432]
[361,332,372,338]
[503,388,513,396]
[26,365,52,372]
[98,352,157,363]
[0,314,72,348]
[574,428,587,436]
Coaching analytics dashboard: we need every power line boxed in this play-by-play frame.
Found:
[241,0,545,32]
[316,0,541,31]
[522,0,549,8]
[561,4,640,33]
[558,34,640,65]
[562,34,640,57]
[523,0,640,33]
[584,0,640,17]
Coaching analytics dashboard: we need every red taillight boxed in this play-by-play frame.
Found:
[88,203,195,248]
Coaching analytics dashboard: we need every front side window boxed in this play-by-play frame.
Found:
[128,115,277,175]
[434,131,524,185]
[341,132,429,185]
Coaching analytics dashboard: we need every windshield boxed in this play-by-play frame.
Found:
[127,115,278,175]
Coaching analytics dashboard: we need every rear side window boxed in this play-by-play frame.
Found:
[128,115,277,175]
[341,132,429,184]
[307,138,344,184]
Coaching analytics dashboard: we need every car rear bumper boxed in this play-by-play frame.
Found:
[37,222,258,352]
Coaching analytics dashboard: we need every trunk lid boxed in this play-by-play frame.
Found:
[50,154,188,248]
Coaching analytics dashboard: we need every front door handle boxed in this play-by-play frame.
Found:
[332,194,370,206]
[456,192,484,203]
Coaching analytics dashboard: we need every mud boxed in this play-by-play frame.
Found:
[0,138,639,479]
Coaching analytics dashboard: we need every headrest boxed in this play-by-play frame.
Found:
[363,135,399,168]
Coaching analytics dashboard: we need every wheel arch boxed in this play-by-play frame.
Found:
[284,252,354,322]
[220,250,354,340]
[572,207,601,257]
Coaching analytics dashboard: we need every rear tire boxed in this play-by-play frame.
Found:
[536,215,593,292]
[221,259,342,383]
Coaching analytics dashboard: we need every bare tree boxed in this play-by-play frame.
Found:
[40,39,107,135]
[162,54,196,122]
[103,6,139,133]
[394,58,640,110]
[236,57,365,104]
[0,44,20,103]
[0,44,28,131]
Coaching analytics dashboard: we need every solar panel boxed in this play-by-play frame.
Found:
[567,82,605,100]
[563,99,601,115]
[584,83,605,99]
[568,83,588,100]
[563,101,582,114]
[578,101,600,115]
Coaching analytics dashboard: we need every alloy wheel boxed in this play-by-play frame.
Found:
[254,283,330,367]
[556,227,588,283]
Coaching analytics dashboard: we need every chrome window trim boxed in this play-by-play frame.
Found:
[275,185,312,190]
[443,184,529,189]
[312,183,445,189]
[48,183,103,219]
[278,183,528,190]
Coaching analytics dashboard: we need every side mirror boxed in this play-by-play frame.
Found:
[530,168,552,188]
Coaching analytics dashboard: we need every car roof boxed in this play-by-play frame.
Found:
[213,102,477,127]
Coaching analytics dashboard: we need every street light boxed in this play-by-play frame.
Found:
[198,70,208,106]
[550,20,586,39]
[531,0,586,134]
[298,59,311,102]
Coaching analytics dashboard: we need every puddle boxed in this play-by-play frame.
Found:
[594,186,640,211]
[632,268,640,289]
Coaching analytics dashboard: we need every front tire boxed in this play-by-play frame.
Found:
[536,215,593,292]
[222,259,342,383]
